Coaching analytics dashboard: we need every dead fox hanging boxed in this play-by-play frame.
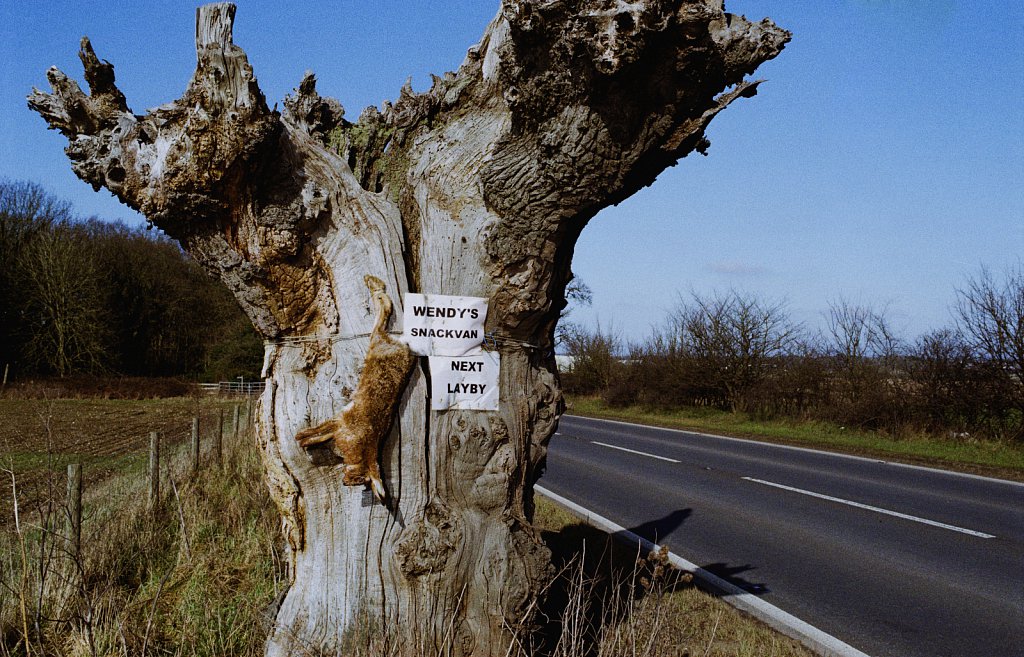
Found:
[294,275,416,503]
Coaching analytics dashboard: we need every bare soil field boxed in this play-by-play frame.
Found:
[0,397,237,521]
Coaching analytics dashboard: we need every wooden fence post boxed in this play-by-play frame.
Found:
[215,408,224,467]
[66,463,82,560]
[233,404,241,438]
[191,416,200,476]
[149,431,160,512]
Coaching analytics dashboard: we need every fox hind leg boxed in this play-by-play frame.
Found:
[295,419,342,448]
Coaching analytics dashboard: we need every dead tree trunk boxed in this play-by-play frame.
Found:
[29,3,787,654]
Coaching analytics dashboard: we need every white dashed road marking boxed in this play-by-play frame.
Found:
[742,477,996,539]
[591,441,681,463]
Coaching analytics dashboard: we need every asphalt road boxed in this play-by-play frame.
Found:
[540,415,1024,657]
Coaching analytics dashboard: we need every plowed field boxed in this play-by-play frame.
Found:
[0,398,241,521]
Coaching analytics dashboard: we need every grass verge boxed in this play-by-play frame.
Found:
[2,397,818,656]
[1,403,278,657]
[566,396,1024,481]
[532,497,816,657]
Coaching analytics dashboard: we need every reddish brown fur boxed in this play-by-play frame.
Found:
[294,275,416,502]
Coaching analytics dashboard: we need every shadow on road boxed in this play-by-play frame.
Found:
[699,562,770,595]
[624,508,692,545]
[618,509,771,597]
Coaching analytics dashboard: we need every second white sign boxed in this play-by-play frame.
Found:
[429,352,500,411]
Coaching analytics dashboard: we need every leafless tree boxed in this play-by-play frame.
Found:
[0,181,74,373]
[956,265,1024,378]
[825,297,900,367]
[15,222,107,377]
[820,298,906,430]
[908,328,976,433]
[955,264,1024,435]
[560,321,622,394]
[555,273,593,346]
[671,290,800,409]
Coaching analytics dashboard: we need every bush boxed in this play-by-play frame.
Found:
[563,280,1023,444]
[560,323,624,395]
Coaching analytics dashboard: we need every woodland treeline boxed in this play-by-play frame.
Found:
[5,178,1020,441]
[561,267,1024,442]
[0,180,262,381]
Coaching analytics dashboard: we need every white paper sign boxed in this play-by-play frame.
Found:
[430,352,500,411]
[403,293,487,356]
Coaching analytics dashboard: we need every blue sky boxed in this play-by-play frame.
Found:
[2,1,1021,342]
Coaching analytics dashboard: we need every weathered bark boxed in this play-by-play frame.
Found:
[29,2,787,654]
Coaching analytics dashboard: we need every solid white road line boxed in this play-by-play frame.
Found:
[535,485,873,657]
[591,441,681,463]
[742,477,997,539]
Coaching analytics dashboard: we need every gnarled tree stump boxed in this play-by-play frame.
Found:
[29,2,788,654]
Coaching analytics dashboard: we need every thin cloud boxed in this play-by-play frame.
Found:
[708,261,768,276]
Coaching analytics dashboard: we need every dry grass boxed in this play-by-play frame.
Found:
[1,400,278,657]
[532,500,816,657]
[1,398,815,656]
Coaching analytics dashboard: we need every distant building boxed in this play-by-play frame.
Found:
[555,355,576,372]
